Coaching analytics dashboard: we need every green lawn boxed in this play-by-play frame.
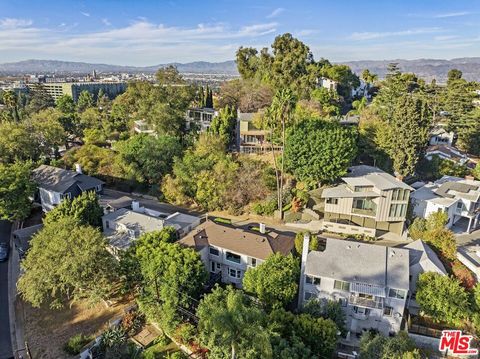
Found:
[142,341,181,359]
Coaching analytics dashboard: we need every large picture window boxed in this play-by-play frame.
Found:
[334,280,350,291]
[226,251,241,264]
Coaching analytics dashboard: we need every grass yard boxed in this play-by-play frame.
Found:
[142,341,181,358]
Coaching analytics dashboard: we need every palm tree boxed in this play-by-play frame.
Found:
[2,90,19,122]
[197,286,272,359]
[268,89,296,219]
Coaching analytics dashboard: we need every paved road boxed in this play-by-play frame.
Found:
[0,220,13,359]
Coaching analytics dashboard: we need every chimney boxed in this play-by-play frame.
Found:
[132,200,140,212]
[75,163,82,174]
[298,233,311,309]
[259,223,266,234]
[465,175,475,181]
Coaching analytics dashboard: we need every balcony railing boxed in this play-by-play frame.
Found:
[351,207,376,216]
[349,294,384,309]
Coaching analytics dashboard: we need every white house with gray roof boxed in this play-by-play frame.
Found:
[410,176,480,233]
[321,165,413,237]
[102,201,200,257]
[32,164,104,212]
[300,237,409,337]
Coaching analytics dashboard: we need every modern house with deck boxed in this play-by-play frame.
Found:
[321,166,412,237]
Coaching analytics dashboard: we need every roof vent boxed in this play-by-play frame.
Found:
[346,245,351,249]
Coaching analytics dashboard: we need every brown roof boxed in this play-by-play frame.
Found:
[178,221,294,260]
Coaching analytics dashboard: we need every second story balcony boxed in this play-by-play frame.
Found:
[349,294,384,309]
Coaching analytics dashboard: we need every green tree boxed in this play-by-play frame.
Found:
[18,216,117,308]
[310,87,341,116]
[302,299,347,336]
[62,144,118,178]
[285,119,357,184]
[243,253,299,310]
[294,231,319,255]
[44,191,104,228]
[136,239,207,331]
[2,90,21,122]
[375,95,430,177]
[360,331,417,359]
[197,286,272,359]
[210,105,236,146]
[115,134,183,185]
[77,91,95,112]
[416,272,470,325]
[0,122,38,163]
[26,85,55,114]
[268,308,338,358]
[0,161,36,220]
[28,108,67,158]
[56,94,76,114]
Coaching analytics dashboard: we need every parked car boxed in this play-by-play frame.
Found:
[0,242,9,262]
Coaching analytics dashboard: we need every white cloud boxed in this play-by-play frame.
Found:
[0,18,33,29]
[266,8,284,19]
[81,12,90,17]
[0,19,278,65]
[349,27,442,40]
[434,11,471,18]
[102,18,111,26]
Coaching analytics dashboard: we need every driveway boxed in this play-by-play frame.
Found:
[0,220,13,359]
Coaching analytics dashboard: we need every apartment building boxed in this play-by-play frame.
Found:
[28,81,127,101]
[300,237,409,337]
[178,221,295,287]
[321,166,413,237]
[411,175,480,233]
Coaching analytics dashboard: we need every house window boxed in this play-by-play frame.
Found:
[304,291,315,301]
[456,202,463,211]
[305,275,321,285]
[326,198,338,205]
[248,257,257,267]
[334,280,350,291]
[353,306,370,315]
[388,288,406,300]
[209,247,219,256]
[354,186,374,192]
[210,261,217,273]
[96,184,102,192]
[389,203,407,218]
[383,306,393,317]
[226,251,241,264]
[229,268,241,279]
[106,221,110,229]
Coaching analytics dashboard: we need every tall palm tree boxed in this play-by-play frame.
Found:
[268,89,296,219]
[2,90,19,122]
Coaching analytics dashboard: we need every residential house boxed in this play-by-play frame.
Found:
[102,201,200,257]
[429,127,455,146]
[300,237,409,337]
[32,164,104,212]
[321,165,413,237]
[178,220,295,288]
[410,176,480,233]
[134,120,155,135]
[457,245,480,281]
[317,77,338,91]
[237,111,282,154]
[425,145,472,167]
[185,107,218,132]
[403,240,447,315]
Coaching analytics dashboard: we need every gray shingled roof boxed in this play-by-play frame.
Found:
[404,240,447,275]
[305,238,409,290]
[32,165,104,194]
[345,165,412,191]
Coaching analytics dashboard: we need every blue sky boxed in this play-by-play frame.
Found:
[0,0,479,65]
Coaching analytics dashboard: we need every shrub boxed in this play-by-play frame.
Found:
[174,323,196,344]
[251,197,277,216]
[121,310,145,336]
[63,333,92,355]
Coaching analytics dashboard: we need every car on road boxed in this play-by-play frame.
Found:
[0,242,9,262]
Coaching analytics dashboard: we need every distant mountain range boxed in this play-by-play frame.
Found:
[0,59,238,76]
[341,58,480,83]
[1,58,480,83]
